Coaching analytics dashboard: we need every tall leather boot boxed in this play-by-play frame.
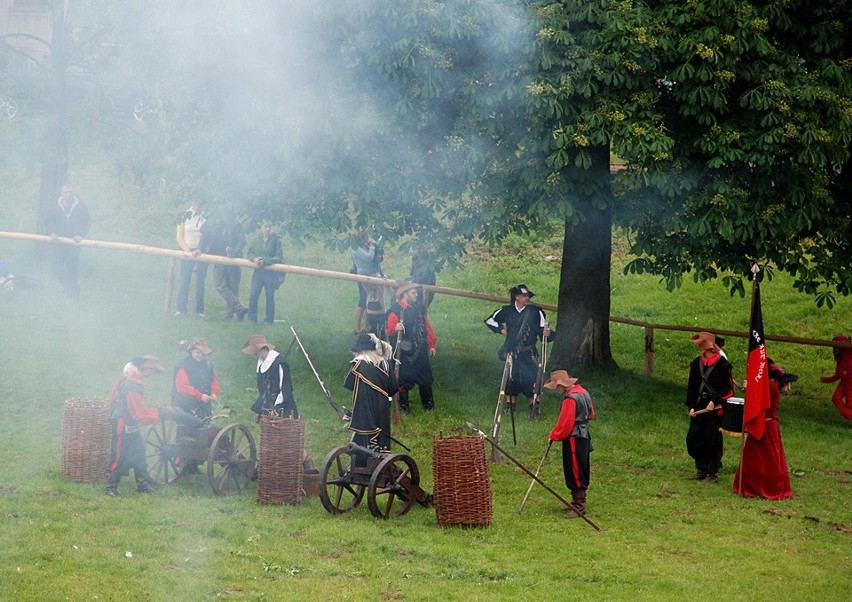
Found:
[106,471,121,497]
[421,386,435,411]
[398,389,412,415]
[565,489,587,518]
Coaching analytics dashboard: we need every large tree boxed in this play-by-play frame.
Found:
[312,0,850,367]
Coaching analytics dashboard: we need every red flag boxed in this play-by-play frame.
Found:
[744,279,770,440]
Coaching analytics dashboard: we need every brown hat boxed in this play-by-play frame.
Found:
[136,355,165,374]
[543,369,578,390]
[241,335,274,355]
[395,281,421,299]
[181,338,212,355]
[690,331,717,353]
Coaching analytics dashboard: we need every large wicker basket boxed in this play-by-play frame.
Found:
[433,435,492,527]
[60,398,111,483]
[257,416,305,505]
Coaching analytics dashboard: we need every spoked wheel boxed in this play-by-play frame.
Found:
[207,424,257,496]
[367,453,419,519]
[319,446,365,514]
[145,420,181,484]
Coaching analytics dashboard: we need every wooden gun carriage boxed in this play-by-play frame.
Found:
[145,420,257,496]
[319,442,433,519]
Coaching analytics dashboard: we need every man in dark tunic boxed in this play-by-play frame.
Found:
[344,333,396,453]
[387,282,437,413]
[484,284,554,418]
[685,331,734,482]
[241,335,297,420]
[44,183,91,298]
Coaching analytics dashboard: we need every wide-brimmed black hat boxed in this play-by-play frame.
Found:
[510,284,535,300]
[352,333,375,352]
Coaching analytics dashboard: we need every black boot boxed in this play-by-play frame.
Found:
[398,389,412,415]
[106,472,120,497]
[565,489,587,518]
[421,386,435,411]
[135,473,156,494]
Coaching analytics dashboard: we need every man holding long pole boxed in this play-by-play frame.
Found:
[544,370,596,519]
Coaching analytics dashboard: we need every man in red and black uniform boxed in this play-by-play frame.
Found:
[107,355,173,497]
[387,282,436,413]
[545,370,595,518]
[171,338,220,422]
[685,331,734,482]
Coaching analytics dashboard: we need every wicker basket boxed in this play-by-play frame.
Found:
[433,435,492,527]
[60,398,111,483]
[257,416,305,505]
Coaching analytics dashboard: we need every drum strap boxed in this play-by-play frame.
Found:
[698,362,718,397]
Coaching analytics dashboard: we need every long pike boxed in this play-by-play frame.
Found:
[290,327,350,422]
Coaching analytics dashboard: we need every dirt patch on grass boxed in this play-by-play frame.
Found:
[0,486,19,495]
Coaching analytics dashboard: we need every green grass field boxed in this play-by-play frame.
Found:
[0,216,849,601]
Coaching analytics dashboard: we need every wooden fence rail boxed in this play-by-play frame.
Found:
[2,230,849,375]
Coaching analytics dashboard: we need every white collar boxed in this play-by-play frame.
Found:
[257,349,280,373]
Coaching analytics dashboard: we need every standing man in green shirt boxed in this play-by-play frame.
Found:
[246,219,284,325]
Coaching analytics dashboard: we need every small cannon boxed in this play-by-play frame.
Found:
[144,417,257,496]
[319,442,433,519]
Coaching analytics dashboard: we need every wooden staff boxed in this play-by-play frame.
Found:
[163,256,176,315]
[518,439,552,514]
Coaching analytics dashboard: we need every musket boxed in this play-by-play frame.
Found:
[467,422,602,531]
[490,353,514,463]
[518,439,552,514]
[290,327,351,422]
[390,313,404,425]
[530,317,550,420]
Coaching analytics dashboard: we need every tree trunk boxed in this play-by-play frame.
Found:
[550,148,615,370]
[37,3,69,234]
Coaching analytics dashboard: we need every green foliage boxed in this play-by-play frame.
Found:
[620,0,852,300]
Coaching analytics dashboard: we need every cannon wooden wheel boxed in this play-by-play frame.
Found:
[319,445,365,514]
[367,453,419,519]
[207,423,257,496]
[145,419,181,484]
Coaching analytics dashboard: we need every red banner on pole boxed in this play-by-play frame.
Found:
[744,280,770,440]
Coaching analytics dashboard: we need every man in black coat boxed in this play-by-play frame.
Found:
[44,184,91,298]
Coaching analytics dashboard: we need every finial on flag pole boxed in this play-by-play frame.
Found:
[751,264,760,277]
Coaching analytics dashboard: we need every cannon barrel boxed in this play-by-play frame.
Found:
[345,441,384,459]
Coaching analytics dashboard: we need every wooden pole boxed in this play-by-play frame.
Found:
[163,256,176,315]
[2,230,851,352]
[644,326,655,376]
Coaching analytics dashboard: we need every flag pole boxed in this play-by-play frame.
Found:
[738,264,760,496]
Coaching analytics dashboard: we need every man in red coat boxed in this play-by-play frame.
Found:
[545,370,595,518]
[107,355,173,497]
[821,335,852,420]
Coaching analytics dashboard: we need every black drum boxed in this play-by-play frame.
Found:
[720,397,744,436]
